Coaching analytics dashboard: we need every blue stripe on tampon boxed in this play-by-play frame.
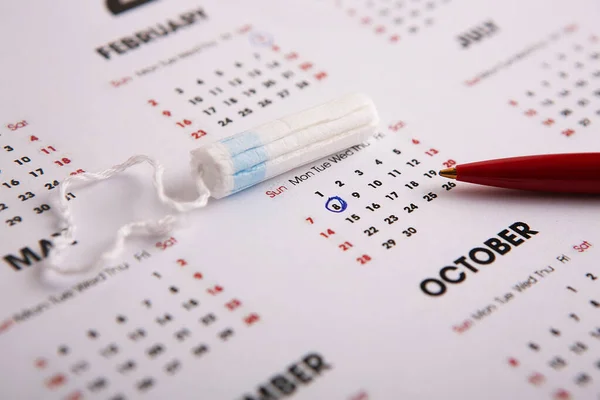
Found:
[220,131,262,156]
[232,162,267,193]
[230,146,269,172]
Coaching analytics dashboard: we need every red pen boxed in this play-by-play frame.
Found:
[439,153,600,194]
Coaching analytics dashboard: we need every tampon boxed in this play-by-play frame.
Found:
[191,93,379,198]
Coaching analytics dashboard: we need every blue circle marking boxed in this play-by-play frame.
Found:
[325,196,348,213]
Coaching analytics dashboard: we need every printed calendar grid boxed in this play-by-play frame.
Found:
[504,247,599,400]
[508,31,600,139]
[333,0,454,44]
[1,123,83,237]
[298,121,460,267]
[28,250,262,399]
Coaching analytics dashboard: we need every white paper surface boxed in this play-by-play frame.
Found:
[0,1,599,399]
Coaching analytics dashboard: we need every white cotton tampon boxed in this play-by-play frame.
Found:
[191,93,379,198]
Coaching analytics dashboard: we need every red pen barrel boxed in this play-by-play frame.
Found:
[456,153,600,194]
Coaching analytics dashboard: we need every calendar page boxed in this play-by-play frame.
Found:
[1,0,599,399]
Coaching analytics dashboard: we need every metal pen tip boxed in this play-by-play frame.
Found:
[439,168,457,179]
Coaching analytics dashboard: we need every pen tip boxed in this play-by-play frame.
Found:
[439,168,457,179]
